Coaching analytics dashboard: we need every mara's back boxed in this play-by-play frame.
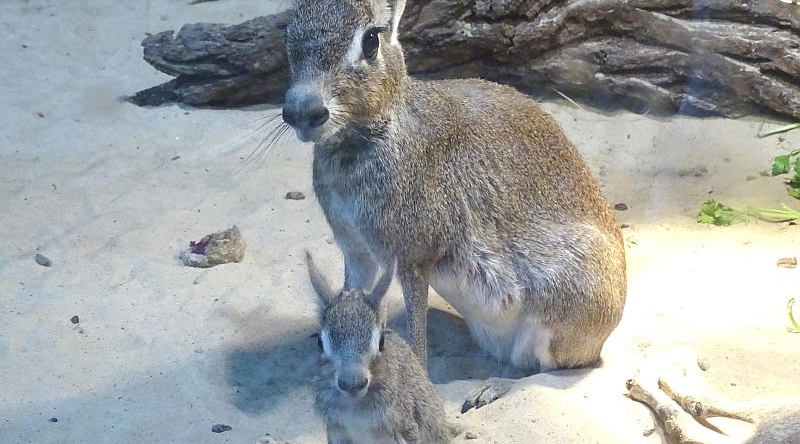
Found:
[396,78,621,238]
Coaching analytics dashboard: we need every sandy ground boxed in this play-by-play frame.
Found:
[2,1,799,443]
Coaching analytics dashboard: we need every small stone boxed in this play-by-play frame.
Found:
[777,257,797,269]
[620,223,631,229]
[180,226,246,268]
[35,253,52,267]
[465,432,478,440]
[48,417,58,423]
[614,203,628,211]
[211,424,232,433]
[697,356,710,371]
[285,191,305,200]
[70,315,80,325]
[643,428,655,437]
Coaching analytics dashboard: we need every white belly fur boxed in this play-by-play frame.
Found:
[430,267,556,372]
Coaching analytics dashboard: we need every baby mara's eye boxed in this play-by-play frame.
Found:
[361,26,385,60]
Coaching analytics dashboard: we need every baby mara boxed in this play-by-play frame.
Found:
[306,252,451,444]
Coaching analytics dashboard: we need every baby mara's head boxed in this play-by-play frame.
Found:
[282,0,408,143]
[305,251,394,398]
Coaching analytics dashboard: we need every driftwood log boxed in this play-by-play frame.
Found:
[131,0,800,119]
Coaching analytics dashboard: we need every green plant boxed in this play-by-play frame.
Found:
[789,298,799,334]
[697,200,749,226]
[758,122,800,138]
[697,200,800,226]
[770,148,800,200]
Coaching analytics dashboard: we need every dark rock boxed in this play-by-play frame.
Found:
[48,417,58,423]
[211,424,232,433]
[614,203,628,211]
[35,253,52,267]
[70,315,80,324]
[285,191,305,200]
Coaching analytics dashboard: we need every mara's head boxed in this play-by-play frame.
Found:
[304,251,394,399]
[282,0,408,143]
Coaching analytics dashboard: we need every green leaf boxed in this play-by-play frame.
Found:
[757,122,800,138]
[788,298,800,333]
[772,155,791,176]
[697,200,747,226]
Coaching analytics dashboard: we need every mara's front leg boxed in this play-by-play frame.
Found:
[338,237,379,290]
[325,422,354,444]
[396,261,432,364]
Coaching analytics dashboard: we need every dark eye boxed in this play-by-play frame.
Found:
[361,27,383,60]
[310,332,324,351]
[378,333,385,352]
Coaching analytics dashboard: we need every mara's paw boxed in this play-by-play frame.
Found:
[461,377,514,413]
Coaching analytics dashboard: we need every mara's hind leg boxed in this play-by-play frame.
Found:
[461,316,551,413]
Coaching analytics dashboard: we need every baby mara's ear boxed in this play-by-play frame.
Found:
[304,250,336,308]
[386,0,406,44]
[367,260,395,307]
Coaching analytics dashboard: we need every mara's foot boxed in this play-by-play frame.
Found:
[461,377,515,413]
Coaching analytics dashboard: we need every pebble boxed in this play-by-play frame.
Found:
[777,257,797,269]
[35,253,52,267]
[211,424,232,433]
[465,432,478,440]
[285,191,305,200]
[643,428,655,437]
[48,417,58,423]
[614,203,628,211]
[70,315,80,325]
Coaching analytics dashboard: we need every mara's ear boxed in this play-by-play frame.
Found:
[304,250,335,307]
[368,260,395,306]
[386,0,406,44]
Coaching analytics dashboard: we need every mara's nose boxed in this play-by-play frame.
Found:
[282,85,329,129]
[337,377,368,395]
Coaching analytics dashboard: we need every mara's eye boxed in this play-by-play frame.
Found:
[361,27,383,60]
[378,333,385,352]
[311,332,324,352]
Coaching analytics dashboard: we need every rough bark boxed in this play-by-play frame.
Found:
[130,0,800,119]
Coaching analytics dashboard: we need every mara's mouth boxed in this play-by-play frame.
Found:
[293,126,323,143]
[292,123,348,145]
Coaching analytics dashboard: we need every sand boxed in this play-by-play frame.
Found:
[1,1,799,443]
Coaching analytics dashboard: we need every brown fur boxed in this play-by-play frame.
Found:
[284,0,626,374]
